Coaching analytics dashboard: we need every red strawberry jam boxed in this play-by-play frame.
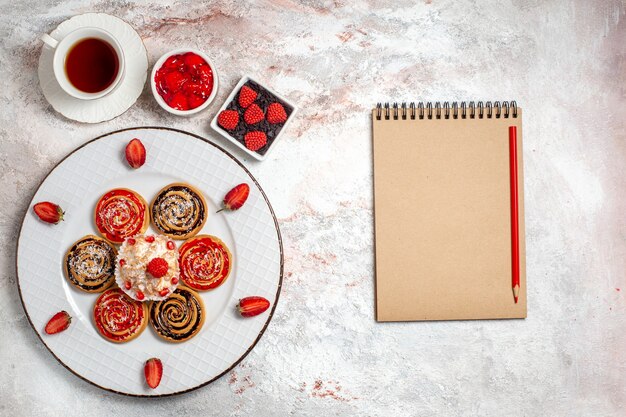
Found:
[155,52,214,111]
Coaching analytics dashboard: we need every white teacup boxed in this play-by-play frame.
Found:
[41,27,125,100]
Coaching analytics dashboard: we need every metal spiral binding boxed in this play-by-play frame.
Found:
[375,101,518,120]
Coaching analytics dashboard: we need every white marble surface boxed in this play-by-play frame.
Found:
[1,0,625,416]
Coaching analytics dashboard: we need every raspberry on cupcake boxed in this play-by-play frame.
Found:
[115,234,180,301]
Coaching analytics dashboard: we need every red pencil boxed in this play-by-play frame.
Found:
[509,126,520,303]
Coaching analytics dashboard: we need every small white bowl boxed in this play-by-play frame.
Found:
[210,75,298,161]
[150,48,219,116]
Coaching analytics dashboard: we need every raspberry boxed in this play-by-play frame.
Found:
[238,85,257,108]
[266,102,287,124]
[217,110,239,130]
[243,104,264,125]
[146,257,169,278]
[244,131,267,151]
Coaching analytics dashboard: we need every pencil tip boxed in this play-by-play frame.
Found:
[514,295,518,304]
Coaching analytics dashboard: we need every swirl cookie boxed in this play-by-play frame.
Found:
[149,287,205,342]
[95,188,149,244]
[93,288,148,343]
[179,235,232,291]
[150,183,207,240]
[64,235,117,293]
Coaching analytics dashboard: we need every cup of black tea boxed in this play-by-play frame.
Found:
[41,27,125,100]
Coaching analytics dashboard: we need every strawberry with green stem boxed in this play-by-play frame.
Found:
[216,184,250,213]
[33,202,64,224]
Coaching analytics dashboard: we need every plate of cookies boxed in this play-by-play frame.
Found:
[16,127,283,396]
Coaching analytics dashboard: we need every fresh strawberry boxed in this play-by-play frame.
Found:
[237,296,270,317]
[125,138,146,169]
[147,258,168,278]
[266,102,287,124]
[145,358,163,389]
[238,85,257,108]
[217,110,239,130]
[168,92,189,111]
[244,131,267,151]
[33,202,64,224]
[217,183,250,213]
[244,104,264,125]
[45,311,71,334]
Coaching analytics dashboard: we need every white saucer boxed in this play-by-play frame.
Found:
[38,13,148,124]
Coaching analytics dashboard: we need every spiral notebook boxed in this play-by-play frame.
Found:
[372,101,526,322]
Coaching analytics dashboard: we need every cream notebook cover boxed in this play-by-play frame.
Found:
[372,102,526,321]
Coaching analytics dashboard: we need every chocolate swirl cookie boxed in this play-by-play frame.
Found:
[149,287,205,342]
[93,288,148,343]
[150,183,207,240]
[64,235,117,293]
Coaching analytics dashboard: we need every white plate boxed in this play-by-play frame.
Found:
[38,13,148,123]
[16,127,283,396]
[210,75,298,161]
